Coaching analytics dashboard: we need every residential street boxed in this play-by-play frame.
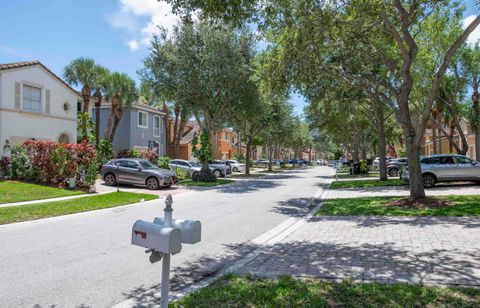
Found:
[0,166,331,307]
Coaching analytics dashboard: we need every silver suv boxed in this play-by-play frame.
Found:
[401,154,480,188]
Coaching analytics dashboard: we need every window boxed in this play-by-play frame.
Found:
[224,131,228,141]
[454,156,473,164]
[153,116,161,137]
[23,85,41,112]
[438,156,454,164]
[138,111,148,128]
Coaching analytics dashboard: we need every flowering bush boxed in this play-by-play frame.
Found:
[141,150,158,163]
[10,141,97,188]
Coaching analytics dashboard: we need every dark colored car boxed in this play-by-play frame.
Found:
[101,158,176,190]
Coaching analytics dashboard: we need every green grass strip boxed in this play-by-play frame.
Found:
[0,191,158,224]
[0,180,84,204]
[330,179,407,189]
[172,274,480,307]
[317,195,480,216]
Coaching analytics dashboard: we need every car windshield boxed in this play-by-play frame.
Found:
[138,160,158,169]
[189,161,201,167]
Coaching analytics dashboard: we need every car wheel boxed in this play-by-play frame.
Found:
[104,173,117,186]
[146,177,160,190]
[422,174,436,188]
[213,169,222,177]
[388,168,399,177]
[233,167,238,172]
[192,172,198,178]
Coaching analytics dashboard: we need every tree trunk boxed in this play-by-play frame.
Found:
[162,103,169,158]
[175,118,187,159]
[172,103,180,158]
[103,96,119,141]
[80,87,91,142]
[432,121,437,154]
[109,107,123,144]
[268,146,273,171]
[437,115,442,154]
[407,137,426,199]
[93,90,103,147]
[245,137,252,175]
[473,82,480,161]
[374,103,388,181]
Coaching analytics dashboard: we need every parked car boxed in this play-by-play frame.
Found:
[210,160,232,175]
[227,159,245,172]
[386,158,407,177]
[373,157,394,167]
[168,159,229,178]
[101,158,176,190]
[272,159,284,165]
[401,154,480,188]
[289,159,307,166]
[254,159,269,166]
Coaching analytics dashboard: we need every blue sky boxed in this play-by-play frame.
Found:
[0,0,478,116]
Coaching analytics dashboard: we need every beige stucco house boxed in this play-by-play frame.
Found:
[0,61,80,156]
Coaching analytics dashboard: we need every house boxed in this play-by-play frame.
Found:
[96,101,167,156]
[167,120,197,160]
[0,61,79,156]
[421,119,476,160]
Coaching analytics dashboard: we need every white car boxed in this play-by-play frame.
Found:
[168,159,229,177]
[227,159,245,172]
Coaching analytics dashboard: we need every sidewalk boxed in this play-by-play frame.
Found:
[234,183,480,286]
[0,192,103,208]
[326,183,480,199]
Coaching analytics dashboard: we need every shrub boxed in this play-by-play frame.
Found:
[11,144,31,179]
[233,153,245,162]
[10,140,97,188]
[175,168,190,180]
[97,139,113,166]
[158,156,171,169]
[0,156,11,177]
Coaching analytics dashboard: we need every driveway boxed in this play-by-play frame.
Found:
[0,166,331,307]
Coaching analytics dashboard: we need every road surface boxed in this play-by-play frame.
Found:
[0,166,332,307]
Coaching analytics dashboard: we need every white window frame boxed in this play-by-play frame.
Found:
[22,83,42,113]
[138,110,148,128]
[153,115,161,137]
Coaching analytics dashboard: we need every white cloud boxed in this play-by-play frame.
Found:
[108,0,180,51]
[463,15,480,45]
[127,39,139,51]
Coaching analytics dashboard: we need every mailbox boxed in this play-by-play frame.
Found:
[131,220,182,255]
[153,218,201,244]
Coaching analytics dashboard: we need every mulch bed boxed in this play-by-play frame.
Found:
[387,197,454,209]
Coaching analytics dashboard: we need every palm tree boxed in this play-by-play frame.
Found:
[64,58,103,141]
[103,73,138,143]
[91,67,109,147]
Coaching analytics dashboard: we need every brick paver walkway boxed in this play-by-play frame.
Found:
[237,216,480,286]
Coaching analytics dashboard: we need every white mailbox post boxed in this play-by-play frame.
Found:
[131,195,202,308]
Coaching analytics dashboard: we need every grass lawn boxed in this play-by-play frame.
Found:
[177,179,234,187]
[335,172,380,179]
[317,195,480,216]
[0,180,85,204]
[0,192,157,225]
[330,179,407,189]
[172,274,480,307]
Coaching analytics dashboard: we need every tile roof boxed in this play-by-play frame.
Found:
[0,60,80,98]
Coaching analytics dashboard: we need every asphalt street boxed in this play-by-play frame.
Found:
[0,166,332,307]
